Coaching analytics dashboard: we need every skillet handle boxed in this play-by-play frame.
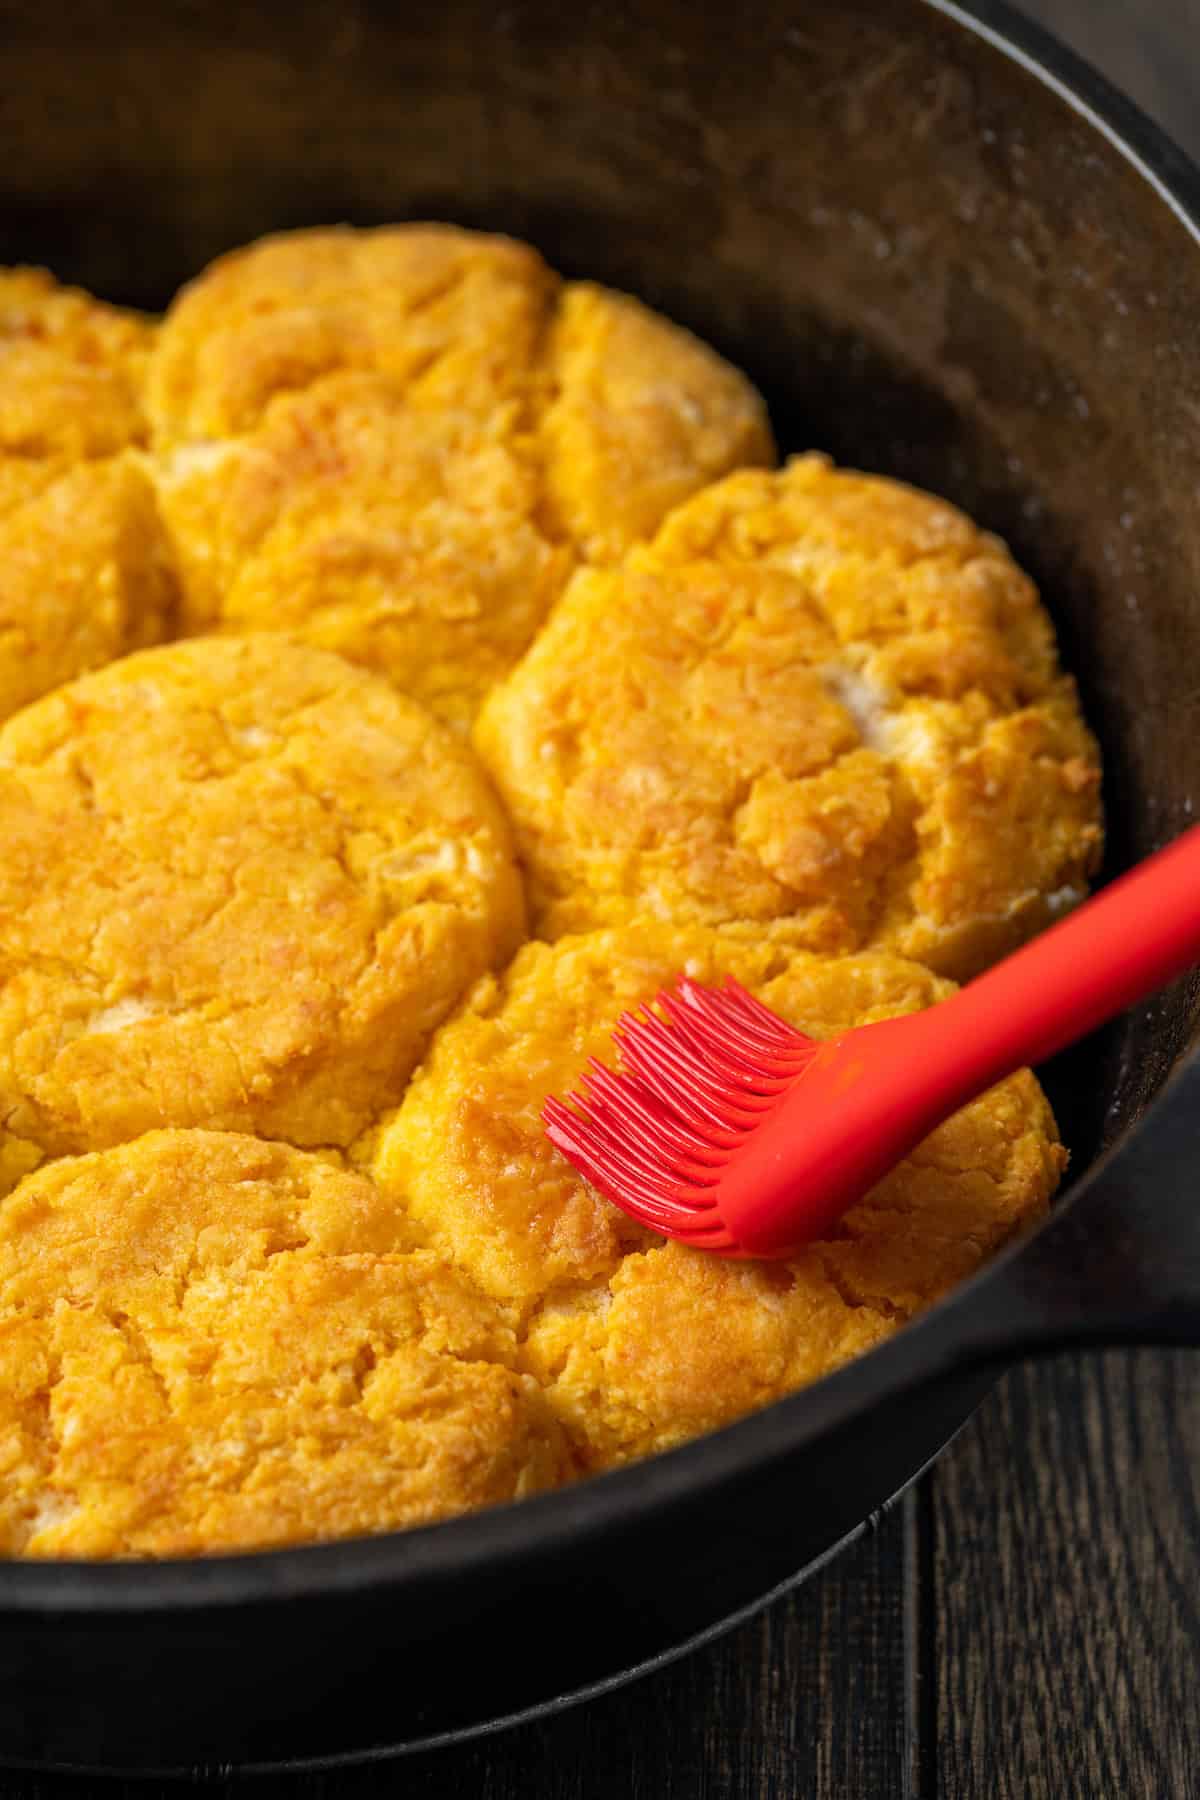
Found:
[943,1043,1200,1357]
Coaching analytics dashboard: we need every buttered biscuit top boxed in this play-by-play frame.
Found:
[372,925,1064,1467]
[0,1130,568,1559]
[0,635,523,1190]
[147,225,775,730]
[0,272,176,720]
[0,267,153,460]
[475,456,1102,979]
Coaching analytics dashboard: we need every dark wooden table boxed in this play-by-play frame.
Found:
[14,5,1200,1796]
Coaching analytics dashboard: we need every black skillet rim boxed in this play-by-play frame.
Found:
[2,0,1198,1616]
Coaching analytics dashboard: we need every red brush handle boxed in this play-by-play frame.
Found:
[722,826,1200,1258]
[927,823,1200,1111]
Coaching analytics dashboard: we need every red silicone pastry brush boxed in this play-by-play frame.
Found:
[543,826,1200,1259]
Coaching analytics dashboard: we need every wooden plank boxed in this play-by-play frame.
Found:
[932,1353,1200,1799]
[1029,0,1200,161]
[14,1513,909,1797]
[904,1482,938,1800]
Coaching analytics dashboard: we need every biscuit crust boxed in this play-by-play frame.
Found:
[0,637,524,1188]
[0,1131,568,1557]
[475,456,1103,976]
[0,457,176,722]
[0,268,154,460]
[153,374,574,734]
[147,227,773,725]
[0,273,173,720]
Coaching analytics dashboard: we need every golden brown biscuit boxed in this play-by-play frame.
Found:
[0,1130,569,1558]
[0,268,154,460]
[474,455,1103,977]
[536,282,777,565]
[146,226,773,725]
[0,456,176,722]
[373,926,1064,1467]
[146,225,555,445]
[154,376,573,733]
[0,271,172,716]
[0,637,524,1190]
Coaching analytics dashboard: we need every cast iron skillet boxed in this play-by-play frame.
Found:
[0,0,1198,1773]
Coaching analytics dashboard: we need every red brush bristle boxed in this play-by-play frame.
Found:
[542,976,818,1245]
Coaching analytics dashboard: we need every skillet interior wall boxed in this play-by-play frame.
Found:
[2,0,1198,1171]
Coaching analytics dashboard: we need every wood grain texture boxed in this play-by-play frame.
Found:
[934,1353,1200,1799]
[1030,0,1200,160]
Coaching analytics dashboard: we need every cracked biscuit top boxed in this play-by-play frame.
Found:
[0,636,524,1190]
[0,268,154,461]
[0,457,176,723]
[474,455,1103,978]
[0,275,174,722]
[372,925,1064,1467]
[0,1130,570,1557]
[146,225,774,727]
[153,373,576,735]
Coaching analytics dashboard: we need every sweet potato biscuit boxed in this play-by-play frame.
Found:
[373,926,1064,1467]
[0,637,524,1190]
[536,282,776,565]
[0,268,154,460]
[0,1130,569,1558]
[0,455,176,722]
[474,455,1103,978]
[146,225,554,445]
[153,375,574,733]
[0,272,171,716]
[146,226,773,724]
